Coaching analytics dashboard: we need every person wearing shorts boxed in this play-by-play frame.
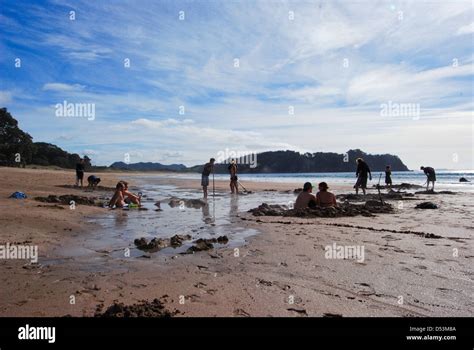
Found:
[201,158,215,199]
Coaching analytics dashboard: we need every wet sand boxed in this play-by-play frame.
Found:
[0,167,472,317]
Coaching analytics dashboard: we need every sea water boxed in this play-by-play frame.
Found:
[141,170,474,192]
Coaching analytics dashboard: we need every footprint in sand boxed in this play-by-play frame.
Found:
[194,282,207,289]
[233,308,250,317]
[381,235,401,241]
[287,308,308,316]
[256,278,273,287]
[273,281,291,291]
[355,282,376,296]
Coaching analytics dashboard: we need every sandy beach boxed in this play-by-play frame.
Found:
[0,167,472,317]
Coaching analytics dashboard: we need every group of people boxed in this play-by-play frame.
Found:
[291,158,437,210]
[75,158,101,189]
[294,181,337,209]
[354,158,436,193]
[201,158,241,199]
[108,180,141,208]
[73,155,438,210]
[200,157,437,205]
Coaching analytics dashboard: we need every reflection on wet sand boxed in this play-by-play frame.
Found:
[230,195,239,217]
[114,210,129,227]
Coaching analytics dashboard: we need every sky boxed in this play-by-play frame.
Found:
[0,0,473,169]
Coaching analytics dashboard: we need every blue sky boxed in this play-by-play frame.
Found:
[0,0,472,169]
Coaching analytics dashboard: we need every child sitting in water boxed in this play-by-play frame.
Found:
[315,182,337,208]
[108,181,141,208]
[108,182,126,208]
[120,181,141,205]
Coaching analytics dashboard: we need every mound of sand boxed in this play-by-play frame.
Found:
[336,191,415,202]
[185,236,229,254]
[373,183,423,190]
[134,234,192,252]
[249,202,393,218]
[95,298,176,317]
[414,190,457,195]
[34,194,101,206]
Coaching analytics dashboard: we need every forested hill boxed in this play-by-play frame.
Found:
[189,149,409,174]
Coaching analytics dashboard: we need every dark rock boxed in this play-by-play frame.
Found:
[217,236,229,244]
[186,241,214,253]
[459,177,469,182]
[169,234,192,247]
[134,237,167,252]
[135,234,192,251]
[415,202,438,209]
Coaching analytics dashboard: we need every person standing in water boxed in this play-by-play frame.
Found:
[385,165,392,189]
[420,166,436,191]
[229,159,238,194]
[75,158,85,187]
[354,158,372,195]
[201,158,215,199]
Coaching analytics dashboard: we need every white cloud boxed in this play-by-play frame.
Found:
[83,149,98,156]
[457,22,474,35]
[43,83,86,92]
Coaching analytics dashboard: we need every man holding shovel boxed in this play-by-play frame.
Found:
[229,159,239,195]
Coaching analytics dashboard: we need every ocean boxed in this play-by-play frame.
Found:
[154,170,474,192]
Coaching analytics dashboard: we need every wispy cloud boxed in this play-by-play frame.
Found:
[43,83,86,92]
[457,22,474,35]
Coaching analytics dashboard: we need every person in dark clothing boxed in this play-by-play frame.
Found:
[229,159,238,194]
[420,166,436,191]
[385,165,392,188]
[76,159,85,187]
[87,175,101,189]
[201,158,215,199]
[354,158,372,195]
